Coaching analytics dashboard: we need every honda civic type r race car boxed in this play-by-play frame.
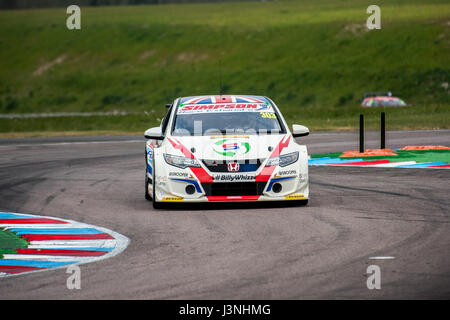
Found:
[144,95,310,209]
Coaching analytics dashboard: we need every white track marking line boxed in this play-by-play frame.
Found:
[1,220,112,230]
[0,139,141,148]
[2,254,92,262]
[28,239,117,248]
[369,256,395,260]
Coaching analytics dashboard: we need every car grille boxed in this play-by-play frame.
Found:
[201,182,266,196]
[202,159,263,173]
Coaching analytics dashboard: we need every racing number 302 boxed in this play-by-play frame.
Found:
[260,112,276,119]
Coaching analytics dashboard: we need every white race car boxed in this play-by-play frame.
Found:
[145,95,310,209]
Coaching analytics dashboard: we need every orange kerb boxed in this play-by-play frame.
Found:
[399,146,450,151]
[339,149,397,158]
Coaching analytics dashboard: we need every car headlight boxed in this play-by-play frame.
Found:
[265,151,299,167]
[164,153,201,169]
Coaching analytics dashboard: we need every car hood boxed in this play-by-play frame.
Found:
[165,134,290,161]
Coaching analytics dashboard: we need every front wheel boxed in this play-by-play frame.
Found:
[145,151,152,201]
[152,198,164,209]
[145,174,152,201]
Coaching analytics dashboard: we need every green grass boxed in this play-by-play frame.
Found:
[0,0,449,135]
[0,228,28,259]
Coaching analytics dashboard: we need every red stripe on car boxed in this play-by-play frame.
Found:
[255,135,291,182]
[167,138,213,183]
[207,196,260,201]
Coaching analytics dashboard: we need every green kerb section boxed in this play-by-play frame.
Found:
[0,228,28,259]
[311,150,450,164]
[311,152,343,159]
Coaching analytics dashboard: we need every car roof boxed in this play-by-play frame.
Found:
[178,95,270,105]
[363,96,401,101]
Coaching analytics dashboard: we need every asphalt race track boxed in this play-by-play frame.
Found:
[0,130,449,299]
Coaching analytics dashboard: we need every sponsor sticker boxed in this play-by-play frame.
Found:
[162,196,184,202]
[178,103,273,114]
[213,174,255,182]
[212,138,251,157]
[276,170,297,176]
[260,112,277,119]
[284,194,305,200]
[169,172,189,177]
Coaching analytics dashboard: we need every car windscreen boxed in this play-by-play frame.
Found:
[172,107,285,136]
[380,98,406,106]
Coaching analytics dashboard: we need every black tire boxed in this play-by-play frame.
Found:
[145,174,152,201]
[152,197,163,209]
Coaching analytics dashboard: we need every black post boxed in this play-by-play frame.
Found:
[359,114,364,153]
[380,112,386,149]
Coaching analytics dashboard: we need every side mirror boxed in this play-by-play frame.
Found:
[165,103,172,108]
[292,124,309,137]
[144,127,164,140]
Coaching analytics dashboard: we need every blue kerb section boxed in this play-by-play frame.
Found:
[0,212,37,219]
[266,176,296,192]
[308,158,340,165]
[398,162,446,168]
[170,178,202,193]
[9,228,103,235]
[0,259,77,268]
[308,158,364,165]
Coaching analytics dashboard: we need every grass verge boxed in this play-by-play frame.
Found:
[0,0,449,135]
[0,228,28,259]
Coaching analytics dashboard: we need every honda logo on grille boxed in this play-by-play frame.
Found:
[227,162,240,172]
